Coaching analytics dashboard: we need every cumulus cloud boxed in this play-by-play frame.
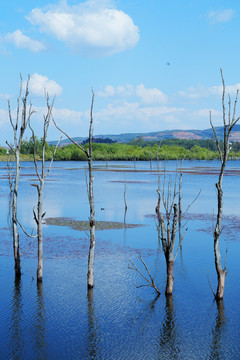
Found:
[24,73,63,97]
[208,9,234,24]
[92,101,185,134]
[4,30,46,53]
[178,82,240,99]
[96,101,184,123]
[97,84,167,104]
[26,0,140,57]
[52,107,83,123]
[210,83,240,96]
[178,86,206,99]
[98,84,134,98]
[136,84,168,105]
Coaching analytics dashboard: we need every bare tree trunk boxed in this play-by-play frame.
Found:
[52,90,96,289]
[87,155,95,288]
[6,75,34,278]
[157,167,179,295]
[30,95,60,283]
[166,260,174,295]
[37,186,44,282]
[12,152,21,277]
[87,93,96,289]
[214,178,226,299]
[210,69,240,300]
[165,203,178,295]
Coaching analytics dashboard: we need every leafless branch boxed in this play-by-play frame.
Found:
[20,241,34,257]
[210,111,223,163]
[224,245,228,271]
[51,115,88,158]
[17,219,38,239]
[6,141,16,154]
[45,135,62,177]
[208,274,216,298]
[220,68,226,127]
[128,253,160,294]
[174,227,188,262]
[182,189,202,218]
[7,158,14,193]
[29,123,41,181]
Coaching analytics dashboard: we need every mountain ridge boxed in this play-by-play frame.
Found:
[49,124,240,146]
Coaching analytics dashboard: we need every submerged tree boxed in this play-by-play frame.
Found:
[210,69,240,300]
[156,166,183,295]
[129,163,195,296]
[156,163,199,295]
[29,95,61,282]
[6,75,34,277]
[52,90,96,289]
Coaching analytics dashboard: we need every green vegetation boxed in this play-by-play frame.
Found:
[0,147,7,155]
[2,136,240,161]
[48,141,225,161]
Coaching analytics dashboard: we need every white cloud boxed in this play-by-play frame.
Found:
[52,107,83,123]
[210,83,240,96]
[178,83,240,99]
[190,109,223,127]
[25,73,63,97]
[191,109,221,117]
[208,9,234,24]
[96,101,184,124]
[97,84,134,97]
[4,30,46,53]
[0,93,11,101]
[92,101,186,134]
[27,0,139,57]
[136,84,168,105]
[0,109,9,126]
[178,86,206,99]
[97,84,167,104]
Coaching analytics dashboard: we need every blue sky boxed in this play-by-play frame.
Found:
[0,0,240,144]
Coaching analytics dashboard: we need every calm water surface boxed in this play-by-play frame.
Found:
[0,160,240,359]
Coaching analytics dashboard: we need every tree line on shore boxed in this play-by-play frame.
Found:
[2,136,240,161]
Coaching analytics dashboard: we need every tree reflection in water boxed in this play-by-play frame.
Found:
[33,282,48,359]
[9,277,24,359]
[158,295,180,360]
[209,300,226,360]
[86,288,101,360]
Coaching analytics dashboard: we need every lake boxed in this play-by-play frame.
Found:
[0,160,240,359]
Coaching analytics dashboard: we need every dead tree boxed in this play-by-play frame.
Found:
[130,162,198,296]
[6,75,34,277]
[210,69,240,300]
[156,174,178,295]
[30,95,61,282]
[156,165,190,295]
[52,90,96,289]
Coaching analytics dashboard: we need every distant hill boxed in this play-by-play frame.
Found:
[49,124,240,146]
